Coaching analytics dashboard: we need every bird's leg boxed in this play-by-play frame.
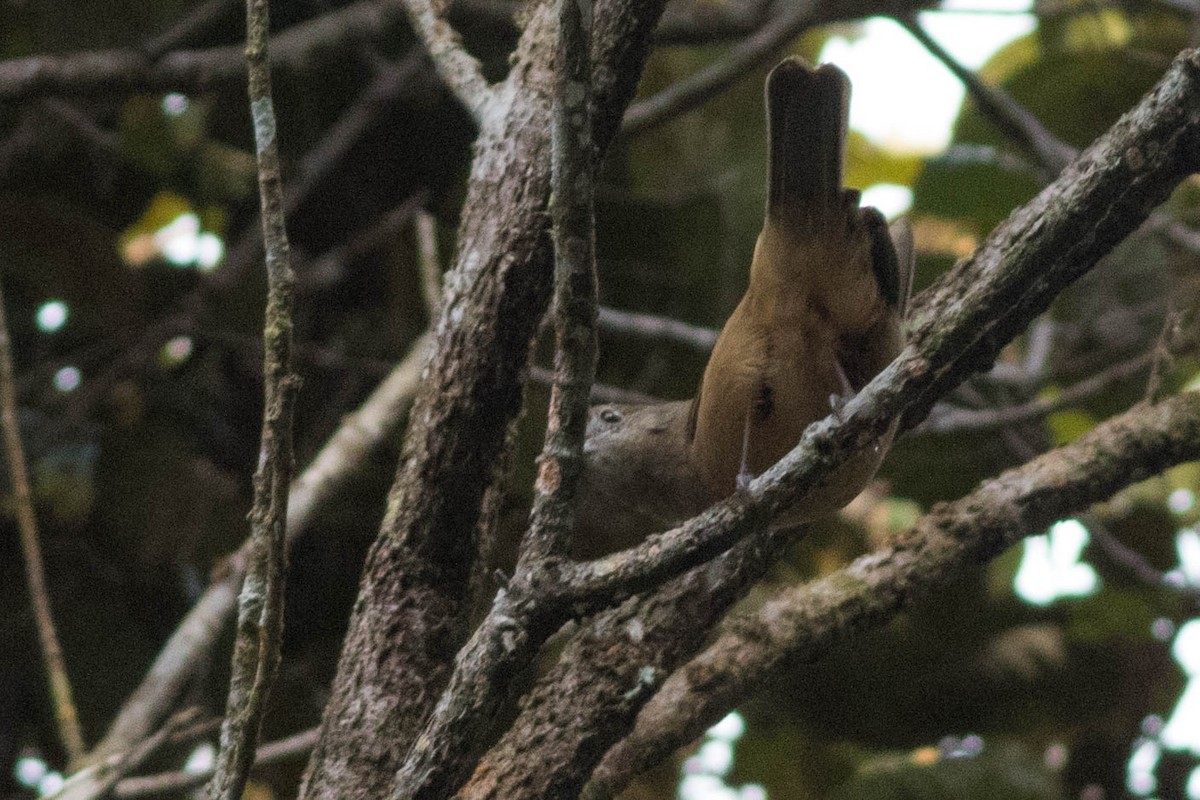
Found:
[829,356,855,421]
[736,402,755,491]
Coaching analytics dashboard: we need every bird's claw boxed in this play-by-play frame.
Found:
[736,467,755,492]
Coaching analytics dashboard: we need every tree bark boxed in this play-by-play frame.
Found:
[297,4,666,799]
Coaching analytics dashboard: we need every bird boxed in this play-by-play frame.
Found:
[573,57,912,559]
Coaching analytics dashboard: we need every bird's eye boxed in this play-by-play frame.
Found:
[599,408,622,424]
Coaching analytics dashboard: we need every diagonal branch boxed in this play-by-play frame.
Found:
[0,276,87,763]
[116,727,319,799]
[586,391,1200,797]
[388,44,1200,800]
[451,45,1200,799]
[597,305,718,351]
[895,12,1076,179]
[88,330,431,765]
[621,0,937,136]
[402,0,496,126]
[621,0,821,136]
[554,46,1200,608]
[296,2,670,798]
[918,348,1156,434]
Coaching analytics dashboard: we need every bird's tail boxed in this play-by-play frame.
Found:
[765,57,850,227]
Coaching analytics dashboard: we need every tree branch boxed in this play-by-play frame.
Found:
[621,0,821,136]
[88,330,430,764]
[204,1,300,797]
[0,0,408,101]
[402,0,496,125]
[555,46,1200,606]
[296,2,669,798]
[597,306,718,351]
[895,11,1076,179]
[918,348,1156,435]
[586,391,1200,797]
[450,46,1200,798]
[116,728,319,799]
[522,0,598,562]
[0,281,87,763]
[621,0,934,136]
[386,1,602,793]
[653,0,774,46]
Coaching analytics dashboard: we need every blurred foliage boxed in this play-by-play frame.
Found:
[0,1,1199,799]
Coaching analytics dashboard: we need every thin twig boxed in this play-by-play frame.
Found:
[0,277,87,763]
[597,306,718,351]
[204,0,300,797]
[654,0,773,45]
[401,0,496,125]
[528,365,659,405]
[896,12,1076,180]
[0,0,409,101]
[1084,511,1200,603]
[1148,208,1200,254]
[54,709,204,800]
[1145,308,1183,404]
[115,728,319,799]
[919,349,1156,435]
[48,49,422,437]
[416,210,442,317]
[302,192,430,290]
[89,330,429,764]
[212,50,422,293]
[142,0,240,59]
[621,0,820,136]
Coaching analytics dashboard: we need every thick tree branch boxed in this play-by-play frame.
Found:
[586,391,1200,797]
[296,3,669,799]
[204,1,300,797]
[386,3,602,794]
[452,47,1200,798]
[459,522,789,799]
[555,46,1200,606]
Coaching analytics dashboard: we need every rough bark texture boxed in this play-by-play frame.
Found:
[294,15,1200,800]
[297,4,666,799]
[453,48,1200,798]
[456,529,785,799]
[585,392,1200,797]
[548,46,1200,605]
